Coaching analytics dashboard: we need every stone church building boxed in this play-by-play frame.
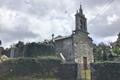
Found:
[9,5,94,68]
[53,5,94,66]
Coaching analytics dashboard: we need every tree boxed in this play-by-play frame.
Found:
[4,41,56,58]
[93,43,112,62]
[14,41,24,57]
[112,47,120,56]
[24,42,56,57]
[111,33,120,56]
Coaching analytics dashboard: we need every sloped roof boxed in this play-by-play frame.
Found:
[54,35,72,41]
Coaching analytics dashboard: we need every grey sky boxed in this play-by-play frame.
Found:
[0,0,119,47]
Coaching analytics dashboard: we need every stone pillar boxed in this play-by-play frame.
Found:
[77,64,82,80]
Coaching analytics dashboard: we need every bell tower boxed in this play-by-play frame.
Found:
[75,5,87,33]
[73,4,94,67]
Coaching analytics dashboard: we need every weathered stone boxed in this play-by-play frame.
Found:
[91,62,120,80]
[0,59,77,80]
[54,5,94,80]
[54,5,94,65]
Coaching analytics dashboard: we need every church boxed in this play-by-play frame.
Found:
[53,5,94,66]
[9,5,94,67]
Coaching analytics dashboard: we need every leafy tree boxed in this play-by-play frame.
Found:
[4,41,56,57]
[111,33,120,56]
[24,42,56,57]
[93,43,112,62]
[14,41,24,57]
[112,47,120,56]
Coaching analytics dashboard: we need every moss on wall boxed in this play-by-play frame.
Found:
[0,58,77,80]
[0,58,61,79]
[91,62,120,80]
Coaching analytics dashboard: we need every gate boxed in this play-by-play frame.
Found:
[80,57,91,80]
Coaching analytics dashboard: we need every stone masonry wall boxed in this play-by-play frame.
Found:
[0,58,77,80]
[91,62,120,80]
[73,32,94,65]
[55,37,75,63]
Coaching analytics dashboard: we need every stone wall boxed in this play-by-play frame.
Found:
[73,32,94,65]
[91,62,120,80]
[57,64,78,80]
[0,58,77,80]
[55,37,75,63]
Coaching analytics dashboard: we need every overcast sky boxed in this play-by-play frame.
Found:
[0,0,120,47]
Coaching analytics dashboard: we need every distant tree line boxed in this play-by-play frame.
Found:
[93,43,113,62]
[93,32,120,62]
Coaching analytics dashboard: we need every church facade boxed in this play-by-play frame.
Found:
[54,5,94,65]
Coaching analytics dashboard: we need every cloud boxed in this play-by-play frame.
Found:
[87,0,120,43]
[0,0,120,47]
[107,14,119,25]
[0,7,39,47]
[0,26,38,42]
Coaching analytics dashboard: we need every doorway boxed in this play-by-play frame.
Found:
[83,57,88,69]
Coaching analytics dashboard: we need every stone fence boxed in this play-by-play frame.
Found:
[91,62,120,80]
[0,58,77,80]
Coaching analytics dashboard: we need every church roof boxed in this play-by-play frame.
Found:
[54,35,72,41]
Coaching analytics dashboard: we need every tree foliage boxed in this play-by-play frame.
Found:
[24,42,56,57]
[93,43,112,62]
[5,41,56,57]
[111,33,120,56]
[112,47,120,56]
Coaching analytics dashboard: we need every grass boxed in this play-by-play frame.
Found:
[81,69,91,80]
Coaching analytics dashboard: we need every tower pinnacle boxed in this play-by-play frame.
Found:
[75,5,88,33]
[79,4,83,14]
